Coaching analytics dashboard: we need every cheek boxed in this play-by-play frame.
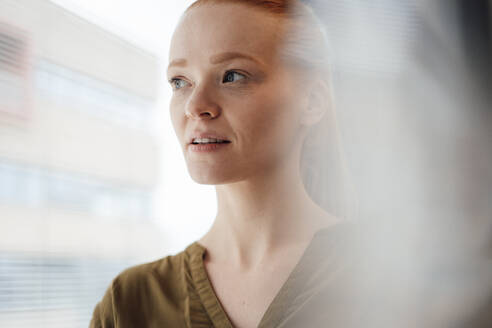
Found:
[253,88,303,140]
[233,86,304,153]
[169,97,186,142]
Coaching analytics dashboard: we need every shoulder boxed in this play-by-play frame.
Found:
[90,242,203,327]
[112,243,202,302]
[114,249,187,290]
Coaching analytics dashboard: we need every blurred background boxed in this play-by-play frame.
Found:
[0,0,490,327]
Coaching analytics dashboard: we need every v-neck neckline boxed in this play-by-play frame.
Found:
[187,222,351,328]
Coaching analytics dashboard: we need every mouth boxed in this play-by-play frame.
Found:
[188,139,231,153]
[189,138,231,145]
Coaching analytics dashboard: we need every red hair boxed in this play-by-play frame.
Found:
[189,0,294,13]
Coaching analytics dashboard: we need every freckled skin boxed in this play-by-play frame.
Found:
[167,3,310,185]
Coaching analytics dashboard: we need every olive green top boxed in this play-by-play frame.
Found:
[89,222,356,328]
[89,220,492,327]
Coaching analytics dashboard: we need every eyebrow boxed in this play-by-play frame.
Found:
[167,52,262,71]
[209,52,262,65]
[167,58,187,70]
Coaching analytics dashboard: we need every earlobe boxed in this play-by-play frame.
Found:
[300,79,330,127]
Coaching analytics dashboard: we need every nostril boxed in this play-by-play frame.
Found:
[186,111,217,119]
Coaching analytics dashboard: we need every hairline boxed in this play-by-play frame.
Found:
[186,0,290,16]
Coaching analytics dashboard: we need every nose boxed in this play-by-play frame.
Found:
[185,83,221,120]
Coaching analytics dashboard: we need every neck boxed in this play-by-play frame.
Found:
[199,154,339,268]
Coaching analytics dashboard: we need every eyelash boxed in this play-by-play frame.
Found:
[222,70,247,83]
[169,78,189,90]
[169,70,247,91]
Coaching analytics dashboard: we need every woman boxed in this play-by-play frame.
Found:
[90,1,354,327]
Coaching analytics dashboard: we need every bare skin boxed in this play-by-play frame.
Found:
[168,3,341,327]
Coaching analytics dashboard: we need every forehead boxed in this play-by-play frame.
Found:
[169,4,283,65]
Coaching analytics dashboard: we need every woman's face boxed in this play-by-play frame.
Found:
[168,3,310,184]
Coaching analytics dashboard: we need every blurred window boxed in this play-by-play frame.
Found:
[34,59,155,132]
[0,252,134,327]
[0,161,152,220]
[0,23,30,117]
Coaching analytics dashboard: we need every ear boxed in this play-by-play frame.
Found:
[300,79,330,127]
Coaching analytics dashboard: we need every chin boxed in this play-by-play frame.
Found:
[188,167,230,185]
[188,166,244,185]
[190,174,224,185]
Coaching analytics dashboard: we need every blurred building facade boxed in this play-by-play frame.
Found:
[0,0,165,326]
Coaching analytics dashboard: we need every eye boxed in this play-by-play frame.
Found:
[222,71,246,84]
[169,78,190,90]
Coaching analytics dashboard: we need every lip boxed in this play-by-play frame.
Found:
[188,142,231,152]
[187,132,231,144]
